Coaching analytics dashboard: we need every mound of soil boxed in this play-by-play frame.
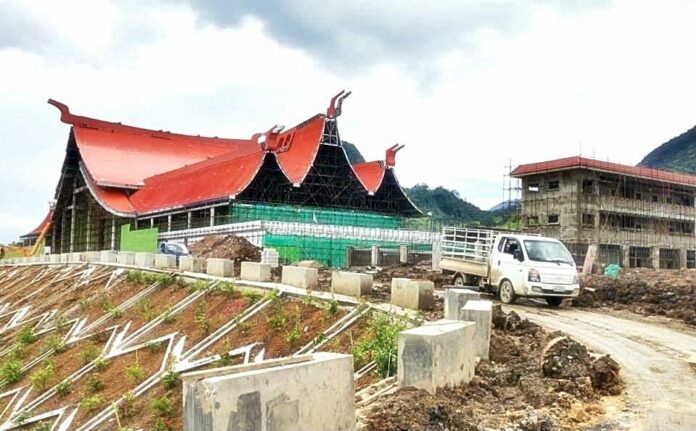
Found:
[190,235,261,265]
[372,263,451,288]
[361,309,623,431]
[575,269,696,326]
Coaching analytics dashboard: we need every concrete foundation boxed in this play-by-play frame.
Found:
[49,254,61,264]
[459,300,493,360]
[182,353,355,431]
[282,266,318,289]
[85,251,101,262]
[432,242,442,271]
[135,252,156,268]
[117,252,135,265]
[155,254,177,269]
[443,288,481,320]
[207,258,235,277]
[60,253,70,264]
[180,256,204,273]
[391,278,434,310]
[240,262,272,282]
[100,250,118,263]
[331,271,373,298]
[70,252,84,262]
[398,320,476,394]
[399,245,408,264]
[371,246,380,266]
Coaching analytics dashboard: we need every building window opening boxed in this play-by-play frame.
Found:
[582,179,594,194]
[548,180,559,191]
[582,213,595,226]
[548,214,559,224]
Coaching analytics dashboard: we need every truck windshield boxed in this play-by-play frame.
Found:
[523,240,574,265]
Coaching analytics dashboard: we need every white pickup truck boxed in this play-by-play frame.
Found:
[439,227,580,306]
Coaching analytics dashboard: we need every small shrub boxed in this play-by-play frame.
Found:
[79,394,107,412]
[8,343,25,360]
[214,352,233,367]
[93,357,109,372]
[140,299,157,322]
[100,294,116,313]
[235,317,254,333]
[110,307,124,319]
[286,321,302,350]
[11,410,28,425]
[147,340,163,352]
[80,344,101,365]
[216,281,236,297]
[188,280,208,293]
[1,360,22,383]
[44,334,68,353]
[242,289,263,303]
[86,374,104,393]
[144,272,174,288]
[150,418,172,431]
[162,307,177,324]
[53,312,69,330]
[29,360,54,391]
[79,298,89,311]
[120,391,137,418]
[266,304,288,331]
[126,270,144,283]
[56,379,71,397]
[352,313,406,378]
[30,422,51,431]
[150,396,174,417]
[18,327,38,345]
[313,332,327,346]
[161,371,179,391]
[301,292,318,306]
[325,299,340,318]
[125,363,146,383]
[194,302,210,335]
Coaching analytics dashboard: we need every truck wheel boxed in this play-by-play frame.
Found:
[545,297,563,307]
[499,279,517,304]
[453,274,465,286]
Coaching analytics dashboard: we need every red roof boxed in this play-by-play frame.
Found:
[353,161,386,195]
[511,156,696,187]
[22,209,54,238]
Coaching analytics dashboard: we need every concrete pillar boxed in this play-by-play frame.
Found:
[135,252,156,268]
[621,245,630,268]
[345,246,353,269]
[110,219,116,250]
[69,179,76,253]
[399,245,408,264]
[652,246,660,269]
[371,246,380,267]
[391,278,434,310]
[443,288,480,320]
[432,241,442,271]
[459,300,493,360]
[167,215,172,232]
[180,256,203,273]
[187,212,192,230]
[117,252,135,265]
[680,249,688,270]
[240,262,271,282]
[182,353,355,431]
[155,254,177,269]
[210,207,215,227]
[150,218,155,228]
[398,320,476,394]
[85,204,92,251]
[282,266,318,289]
[331,271,373,298]
[206,258,234,277]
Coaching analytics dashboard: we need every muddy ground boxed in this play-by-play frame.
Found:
[360,308,623,431]
[575,269,696,326]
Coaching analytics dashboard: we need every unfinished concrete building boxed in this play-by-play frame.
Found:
[512,156,696,270]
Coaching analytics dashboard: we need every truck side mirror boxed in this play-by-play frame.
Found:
[513,249,524,262]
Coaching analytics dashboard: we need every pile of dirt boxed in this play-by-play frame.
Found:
[361,309,623,431]
[372,263,451,288]
[575,269,696,326]
[189,235,261,265]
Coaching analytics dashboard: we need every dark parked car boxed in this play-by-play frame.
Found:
[158,242,190,264]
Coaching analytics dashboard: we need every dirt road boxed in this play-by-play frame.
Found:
[506,303,696,431]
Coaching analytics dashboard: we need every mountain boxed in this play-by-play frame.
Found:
[488,199,520,213]
[638,125,696,174]
[405,184,493,224]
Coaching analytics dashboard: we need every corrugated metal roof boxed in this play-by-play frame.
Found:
[511,156,696,187]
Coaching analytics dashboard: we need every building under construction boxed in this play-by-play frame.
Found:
[38,92,437,267]
[512,156,696,270]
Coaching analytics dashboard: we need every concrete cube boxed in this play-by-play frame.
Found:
[182,353,355,431]
[331,271,373,298]
[180,256,203,273]
[135,252,156,268]
[443,288,481,320]
[117,252,135,265]
[459,300,493,360]
[398,320,476,394]
[240,262,271,282]
[282,265,318,289]
[154,254,177,269]
[100,250,118,263]
[391,278,434,310]
[206,258,234,277]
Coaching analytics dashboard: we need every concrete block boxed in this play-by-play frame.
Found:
[135,252,156,268]
[443,288,481,320]
[100,250,118,263]
[459,300,493,360]
[70,252,84,262]
[60,253,70,264]
[398,320,476,394]
[240,262,271,282]
[117,252,135,265]
[49,254,61,264]
[182,353,355,431]
[154,254,177,269]
[331,271,373,298]
[399,244,408,264]
[206,258,234,277]
[85,251,101,263]
[282,265,318,289]
[391,278,434,310]
[180,256,203,273]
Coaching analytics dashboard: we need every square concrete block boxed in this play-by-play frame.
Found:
[100,250,118,263]
[117,252,135,265]
[391,278,434,310]
[182,353,355,431]
[460,300,493,360]
[398,320,476,394]
[240,262,271,282]
[282,265,318,289]
[206,258,234,277]
[135,252,156,268]
[331,271,373,298]
[155,254,177,269]
[180,256,203,273]
[443,288,481,320]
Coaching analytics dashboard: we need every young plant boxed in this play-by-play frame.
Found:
[140,298,157,322]
[214,352,233,367]
[18,327,38,345]
[161,371,179,391]
[216,281,236,298]
[188,280,208,293]
[151,418,172,431]
[93,357,109,372]
[162,307,177,324]
[110,307,124,319]
[0,360,23,383]
[29,360,54,391]
[125,363,146,383]
[8,343,25,360]
[44,334,68,353]
[56,379,71,397]
[126,270,144,284]
[100,295,116,313]
[86,374,104,393]
[146,340,163,352]
[325,299,340,318]
[79,394,107,412]
[286,321,302,350]
[242,289,263,303]
[52,312,68,330]
[352,313,406,378]
[150,396,174,417]
[266,304,288,331]
[313,332,327,346]
[194,302,210,335]
[79,298,90,311]
[80,344,101,365]
[119,391,137,418]
[11,410,28,426]
[30,422,51,431]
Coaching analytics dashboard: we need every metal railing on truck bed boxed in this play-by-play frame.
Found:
[441,227,500,263]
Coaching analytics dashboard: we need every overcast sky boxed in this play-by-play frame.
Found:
[1,0,696,243]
